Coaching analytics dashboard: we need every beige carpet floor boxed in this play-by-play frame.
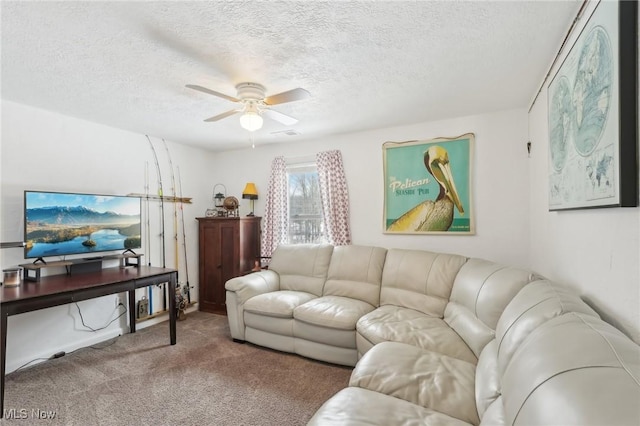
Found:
[1,311,351,425]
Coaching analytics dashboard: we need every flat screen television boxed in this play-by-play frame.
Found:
[24,190,142,260]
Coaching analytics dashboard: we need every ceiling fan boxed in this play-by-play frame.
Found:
[186,82,311,132]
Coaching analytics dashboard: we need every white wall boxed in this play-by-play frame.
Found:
[526,1,640,343]
[1,100,215,372]
[210,108,531,267]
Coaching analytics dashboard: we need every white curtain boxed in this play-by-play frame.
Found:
[261,156,289,257]
[316,150,352,245]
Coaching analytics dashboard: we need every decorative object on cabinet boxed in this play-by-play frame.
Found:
[223,196,240,217]
[242,182,259,216]
[197,216,261,314]
[211,183,227,217]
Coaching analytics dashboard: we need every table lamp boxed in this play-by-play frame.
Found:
[242,183,258,216]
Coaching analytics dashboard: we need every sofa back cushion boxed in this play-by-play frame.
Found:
[380,249,467,317]
[323,245,387,306]
[475,339,500,418]
[444,258,537,357]
[476,280,602,424]
[269,244,334,296]
[495,280,599,375]
[499,313,640,425]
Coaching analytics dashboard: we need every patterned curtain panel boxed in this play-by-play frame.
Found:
[316,150,352,245]
[261,156,289,257]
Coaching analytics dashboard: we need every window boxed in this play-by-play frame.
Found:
[287,163,324,244]
[262,151,350,258]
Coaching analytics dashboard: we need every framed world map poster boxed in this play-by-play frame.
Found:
[547,0,637,210]
[383,133,474,235]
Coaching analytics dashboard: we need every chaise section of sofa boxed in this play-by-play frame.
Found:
[349,340,480,424]
[311,279,640,425]
[307,387,472,426]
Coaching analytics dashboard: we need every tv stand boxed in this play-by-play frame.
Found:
[21,260,73,282]
[20,253,145,282]
[112,253,143,268]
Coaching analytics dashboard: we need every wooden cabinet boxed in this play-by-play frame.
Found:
[197,217,261,314]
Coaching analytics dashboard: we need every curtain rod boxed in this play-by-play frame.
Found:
[285,154,316,166]
[528,0,590,113]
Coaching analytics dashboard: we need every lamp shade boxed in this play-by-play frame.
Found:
[239,111,263,132]
[242,183,258,199]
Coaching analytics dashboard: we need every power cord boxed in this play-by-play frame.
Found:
[13,357,50,372]
[75,301,127,332]
[12,304,126,373]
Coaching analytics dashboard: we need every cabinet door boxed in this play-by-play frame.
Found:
[239,217,261,274]
[199,220,239,314]
[218,221,240,309]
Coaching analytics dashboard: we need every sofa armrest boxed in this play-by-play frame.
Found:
[225,270,280,303]
[225,270,280,341]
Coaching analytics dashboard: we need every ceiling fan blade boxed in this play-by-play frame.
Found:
[204,109,241,122]
[264,88,311,105]
[262,109,298,126]
[186,84,239,103]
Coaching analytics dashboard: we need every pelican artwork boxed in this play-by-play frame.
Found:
[388,146,464,232]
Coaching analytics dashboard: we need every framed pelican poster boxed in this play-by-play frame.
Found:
[547,0,637,210]
[383,133,474,234]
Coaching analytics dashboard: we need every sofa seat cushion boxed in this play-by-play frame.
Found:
[308,387,472,426]
[350,341,479,425]
[243,290,316,318]
[294,295,375,330]
[357,305,477,364]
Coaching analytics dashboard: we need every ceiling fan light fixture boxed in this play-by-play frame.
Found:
[187,82,308,131]
[239,111,263,132]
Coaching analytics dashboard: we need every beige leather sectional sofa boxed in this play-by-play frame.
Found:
[225,244,640,425]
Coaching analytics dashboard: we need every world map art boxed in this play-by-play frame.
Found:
[547,0,620,210]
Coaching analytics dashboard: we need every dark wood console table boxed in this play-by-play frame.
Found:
[0,266,177,418]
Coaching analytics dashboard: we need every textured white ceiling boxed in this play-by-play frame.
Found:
[2,1,581,152]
